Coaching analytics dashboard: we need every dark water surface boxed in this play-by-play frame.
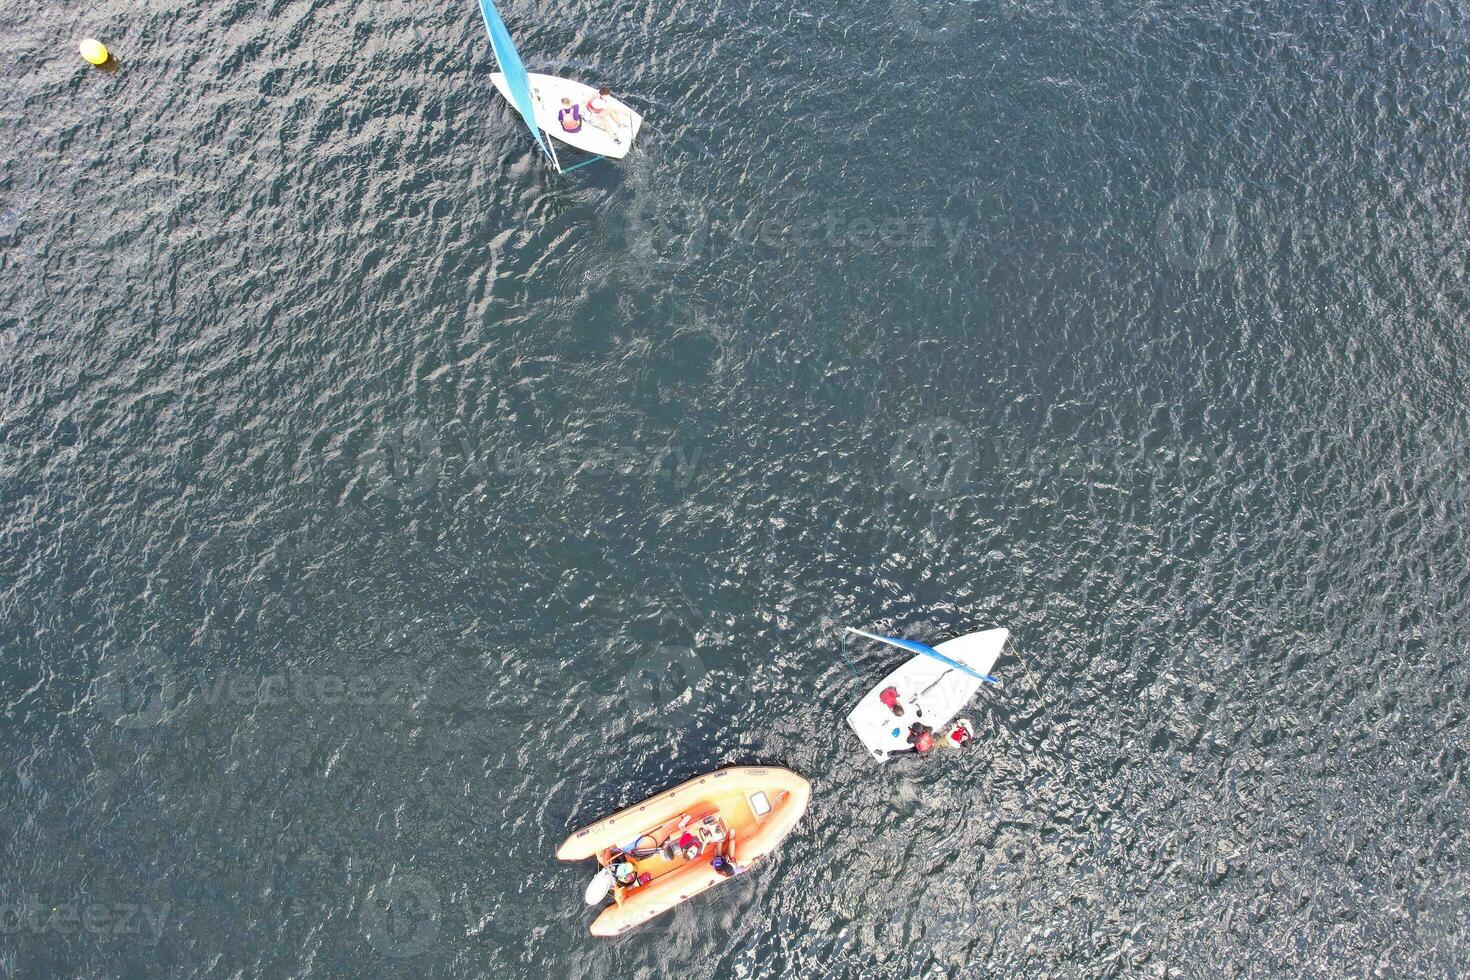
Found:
[4,0,1469,976]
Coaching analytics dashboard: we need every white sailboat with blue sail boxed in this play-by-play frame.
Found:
[477,0,643,174]
[844,626,1008,763]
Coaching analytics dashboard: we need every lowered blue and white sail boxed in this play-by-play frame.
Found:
[478,0,551,162]
[845,627,999,685]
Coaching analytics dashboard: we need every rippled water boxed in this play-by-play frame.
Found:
[3,0,1469,976]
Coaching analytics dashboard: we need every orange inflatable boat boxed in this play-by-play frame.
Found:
[557,766,810,936]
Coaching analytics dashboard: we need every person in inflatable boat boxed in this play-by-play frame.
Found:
[610,858,638,886]
[667,816,728,861]
[674,831,701,861]
[711,832,741,877]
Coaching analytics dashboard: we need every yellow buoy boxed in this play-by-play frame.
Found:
[80,38,110,66]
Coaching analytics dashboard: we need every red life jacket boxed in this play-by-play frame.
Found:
[879,687,899,708]
[915,731,934,752]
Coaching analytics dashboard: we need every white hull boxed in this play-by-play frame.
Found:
[490,72,642,160]
[845,628,1009,763]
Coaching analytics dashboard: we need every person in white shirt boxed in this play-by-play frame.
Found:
[585,87,630,142]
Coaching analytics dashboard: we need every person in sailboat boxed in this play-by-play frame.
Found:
[584,87,629,142]
[940,718,974,749]
[558,97,583,134]
[886,721,936,757]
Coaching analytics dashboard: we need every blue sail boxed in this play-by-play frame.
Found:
[845,628,1000,685]
[877,635,948,659]
[478,0,550,160]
